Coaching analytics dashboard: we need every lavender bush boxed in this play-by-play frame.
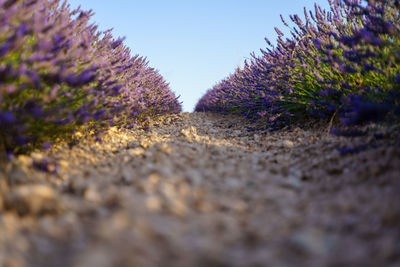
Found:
[0,0,181,154]
[196,0,400,129]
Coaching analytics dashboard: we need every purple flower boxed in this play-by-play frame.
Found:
[0,41,12,57]
[0,111,15,125]
[43,142,52,150]
[111,37,125,49]
[78,70,96,84]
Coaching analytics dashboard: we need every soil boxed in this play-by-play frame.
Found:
[0,112,400,267]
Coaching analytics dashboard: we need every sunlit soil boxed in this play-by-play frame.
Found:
[1,112,399,267]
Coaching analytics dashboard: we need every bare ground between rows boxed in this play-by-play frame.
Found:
[0,112,400,267]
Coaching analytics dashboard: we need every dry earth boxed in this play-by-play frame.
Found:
[0,112,400,267]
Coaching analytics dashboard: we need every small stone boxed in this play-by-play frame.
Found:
[186,170,203,186]
[170,199,187,216]
[233,200,248,213]
[128,148,145,157]
[139,140,150,149]
[233,130,242,136]
[209,128,218,134]
[16,155,32,167]
[30,152,44,161]
[146,195,162,211]
[281,176,302,190]
[180,126,199,142]
[281,140,295,148]
[58,160,69,169]
[74,131,83,138]
[127,141,139,149]
[226,178,241,190]
[148,173,160,185]
[7,164,29,185]
[84,187,101,203]
[290,228,331,257]
[157,143,172,154]
[4,185,61,215]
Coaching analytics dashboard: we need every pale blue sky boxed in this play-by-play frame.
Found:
[67,0,329,111]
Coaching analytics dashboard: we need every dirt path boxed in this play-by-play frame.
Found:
[1,112,400,267]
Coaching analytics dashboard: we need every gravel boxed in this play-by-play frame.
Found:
[0,112,399,267]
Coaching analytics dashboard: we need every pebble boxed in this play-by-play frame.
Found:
[139,140,150,149]
[233,130,242,136]
[30,152,44,161]
[127,148,145,157]
[281,140,295,148]
[4,185,61,216]
[281,176,303,190]
[290,228,332,257]
[58,160,69,170]
[253,134,261,142]
[146,195,162,211]
[84,187,101,203]
[180,126,200,142]
[156,143,172,154]
[7,164,29,185]
[16,155,33,167]
[127,141,139,149]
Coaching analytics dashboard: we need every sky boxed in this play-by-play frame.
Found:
[67,0,330,112]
